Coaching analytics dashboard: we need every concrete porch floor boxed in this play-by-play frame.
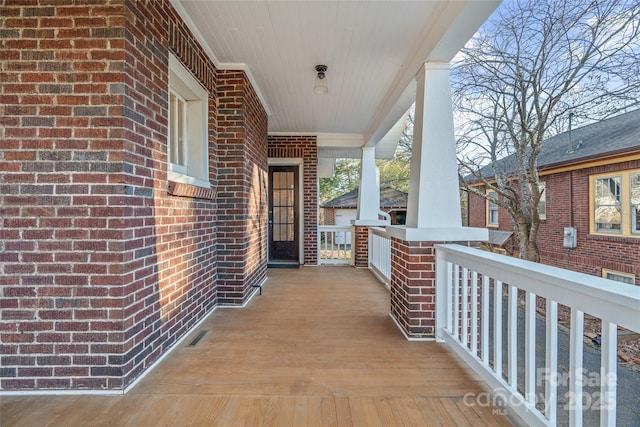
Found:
[1,267,516,426]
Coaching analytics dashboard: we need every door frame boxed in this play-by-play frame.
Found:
[267,157,304,264]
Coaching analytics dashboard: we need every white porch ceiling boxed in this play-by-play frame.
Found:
[171,0,500,158]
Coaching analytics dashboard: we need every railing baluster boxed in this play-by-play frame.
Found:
[600,320,617,426]
[524,291,536,404]
[453,264,460,340]
[493,280,502,378]
[446,262,453,334]
[569,308,584,427]
[471,271,478,355]
[545,299,558,424]
[507,285,517,390]
[481,275,489,365]
[462,268,469,347]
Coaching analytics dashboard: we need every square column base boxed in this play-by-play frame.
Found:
[388,227,487,340]
[390,239,437,339]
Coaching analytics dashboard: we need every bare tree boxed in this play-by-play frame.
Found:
[453,0,640,261]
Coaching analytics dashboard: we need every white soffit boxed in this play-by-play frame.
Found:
[171,0,501,146]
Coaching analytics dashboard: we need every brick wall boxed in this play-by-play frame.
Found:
[217,71,268,304]
[323,207,336,225]
[0,0,260,391]
[538,161,640,283]
[353,226,369,268]
[467,159,640,285]
[389,239,436,339]
[267,136,318,265]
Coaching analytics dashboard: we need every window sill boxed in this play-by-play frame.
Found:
[587,233,640,243]
[168,180,215,200]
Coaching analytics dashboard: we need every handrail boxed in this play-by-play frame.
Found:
[435,244,640,427]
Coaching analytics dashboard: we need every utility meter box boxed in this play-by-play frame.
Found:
[563,227,577,249]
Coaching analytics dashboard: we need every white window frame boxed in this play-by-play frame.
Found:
[602,269,635,285]
[168,54,210,189]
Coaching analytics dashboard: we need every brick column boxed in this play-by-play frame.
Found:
[353,226,369,267]
[390,238,436,339]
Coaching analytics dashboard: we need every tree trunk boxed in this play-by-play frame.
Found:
[515,221,540,262]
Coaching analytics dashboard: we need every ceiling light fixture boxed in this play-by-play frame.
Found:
[313,65,328,95]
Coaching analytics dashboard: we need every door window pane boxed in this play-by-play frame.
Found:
[272,172,295,242]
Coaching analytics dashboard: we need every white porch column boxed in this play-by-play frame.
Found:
[355,147,388,226]
[356,147,380,222]
[387,61,487,242]
[407,62,460,228]
[386,62,487,341]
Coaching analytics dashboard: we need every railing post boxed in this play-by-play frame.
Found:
[353,225,369,267]
[389,239,436,339]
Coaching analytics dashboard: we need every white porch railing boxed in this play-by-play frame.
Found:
[435,244,640,427]
[368,227,391,286]
[318,225,352,265]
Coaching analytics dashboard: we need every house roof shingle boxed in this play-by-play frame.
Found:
[322,187,408,209]
[470,109,640,180]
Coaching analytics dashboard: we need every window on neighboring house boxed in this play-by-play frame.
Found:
[602,269,635,285]
[590,170,640,237]
[168,54,210,189]
[537,183,546,220]
[632,173,640,234]
[487,190,499,226]
[593,175,621,233]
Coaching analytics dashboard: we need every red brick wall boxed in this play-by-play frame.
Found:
[390,239,436,339]
[323,207,336,225]
[118,0,219,388]
[467,191,486,228]
[217,71,268,304]
[2,0,133,391]
[467,159,640,285]
[0,0,261,391]
[267,136,318,265]
[353,226,369,268]
[538,161,640,284]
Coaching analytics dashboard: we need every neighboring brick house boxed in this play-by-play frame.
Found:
[466,109,640,285]
[322,187,408,226]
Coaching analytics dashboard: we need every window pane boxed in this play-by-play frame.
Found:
[605,271,635,285]
[169,92,187,169]
[631,174,640,204]
[176,98,185,166]
[594,177,621,232]
[595,205,621,231]
[632,175,640,233]
[487,191,498,225]
[538,184,546,219]
[169,93,177,164]
[595,177,620,203]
